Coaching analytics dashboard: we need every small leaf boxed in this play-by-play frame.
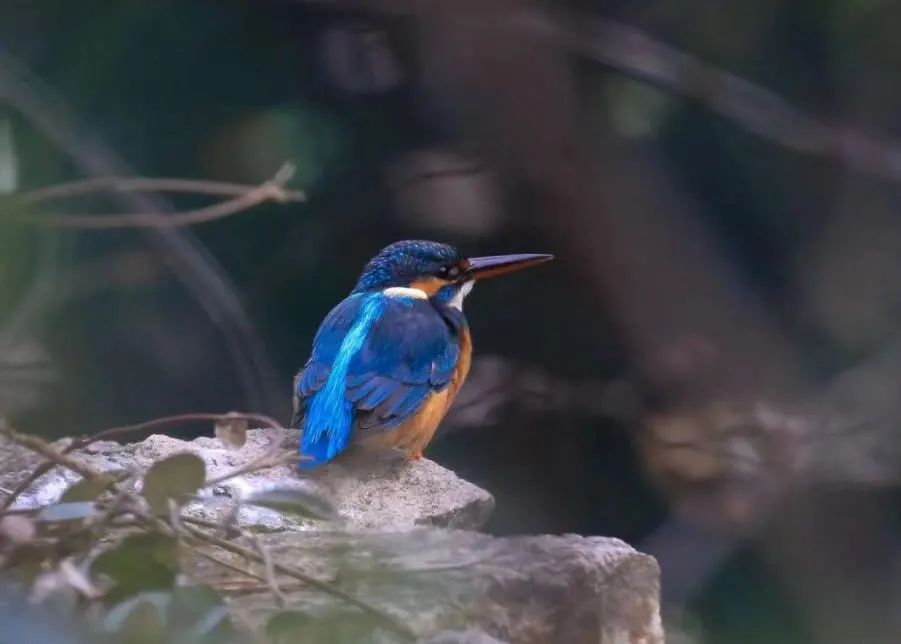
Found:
[214,412,248,450]
[244,485,341,522]
[142,453,205,515]
[61,477,113,502]
[107,595,169,644]
[36,501,98,522]
[92,533,178,603]
[167,585,235,643]
[103,592,171,633]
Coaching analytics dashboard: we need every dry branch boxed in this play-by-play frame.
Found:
[0,48,283,412]
[9,163,303,229]
[0,411,283,511]
[12,174,305,204]
[181,524,417,640]
[70,411,284,448]
[0,418,116,486]
[204,453,298,488]
[251,534,287,606]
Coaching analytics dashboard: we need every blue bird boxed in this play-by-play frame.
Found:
[292,240,553,468]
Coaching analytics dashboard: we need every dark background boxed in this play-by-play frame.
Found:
[3,1,901,642]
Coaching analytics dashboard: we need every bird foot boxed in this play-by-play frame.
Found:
[404,450,423,461]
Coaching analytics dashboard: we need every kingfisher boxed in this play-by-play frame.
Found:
[292,240,553,468]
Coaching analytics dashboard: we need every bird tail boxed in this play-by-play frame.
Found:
[298,436,331,470]
[298,403,354,470]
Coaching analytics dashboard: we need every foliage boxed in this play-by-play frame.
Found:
[0,415,414,643]
[141,453,205,515]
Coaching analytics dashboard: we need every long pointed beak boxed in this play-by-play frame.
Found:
[464,253,554,280]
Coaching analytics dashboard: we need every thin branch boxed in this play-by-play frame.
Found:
[14,163,303,229]
[182,523,417,641]
[10,174,305,205]
[187,543,270,585]
[0,411,283,511]
[204,452,299,488]
[0,47,282,412]
[0,461,54,511]
[0,419,116,486]
[181,514,231,531]
[251,534,287,606]
[212,581,308,594]
[69,411,284,449]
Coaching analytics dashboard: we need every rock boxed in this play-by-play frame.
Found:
[424,630,511,644]
[194,529,663,644]
[0,428,495,531]
[1,429,663,643]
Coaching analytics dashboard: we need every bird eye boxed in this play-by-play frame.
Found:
[438,265,460,279]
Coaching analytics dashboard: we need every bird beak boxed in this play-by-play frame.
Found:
[464,253,554,280]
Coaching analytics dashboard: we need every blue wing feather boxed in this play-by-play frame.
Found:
[294,292,460,468]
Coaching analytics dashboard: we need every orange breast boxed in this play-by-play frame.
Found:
[364,327,472,459]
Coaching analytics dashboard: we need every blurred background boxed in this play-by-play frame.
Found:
[3,1,901,642]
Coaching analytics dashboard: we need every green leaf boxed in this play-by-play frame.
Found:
[106,595,169,644]
[142,453,205,515]
[103,592,171,633]
[266,610,388,644]
[91,533,178,603]
[61,477,114,502]
[36,501,98,522]
[167,585,235,644]
[244,485,341,522]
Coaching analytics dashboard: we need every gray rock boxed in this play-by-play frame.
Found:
[424,630,511,644]
[0,428,495,531]
[2,429,663,643]
[195,529,663,644]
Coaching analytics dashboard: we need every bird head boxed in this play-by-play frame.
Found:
[353,240,553,309]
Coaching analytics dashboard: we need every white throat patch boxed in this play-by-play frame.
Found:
[448,280,475,311]
[383,286,428,299]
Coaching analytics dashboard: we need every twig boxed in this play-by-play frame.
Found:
[0,461,55,512]
[0,49,283,413]
[0,485,13,495]
[1,411,282,511]
[187,543,270,585]
[69,411,284,450]
[204,452,298,488]
[0,419,115,486]
[16,164,303,229]
[10,174,305,204]
[212,581,308,594]
[181,515,228,531]
[182,523,416,640]
[251,535,287,606]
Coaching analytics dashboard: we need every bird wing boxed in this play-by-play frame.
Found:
[294,292,460,465]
